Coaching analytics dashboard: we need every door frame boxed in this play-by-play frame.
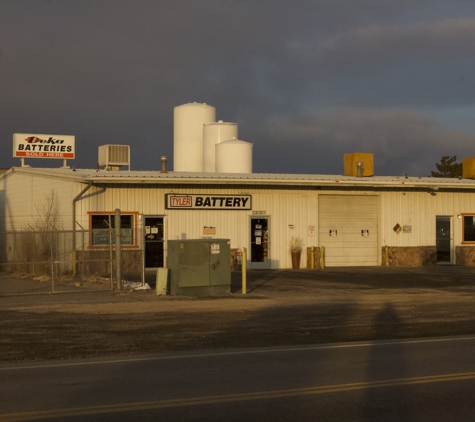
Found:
[436,215,454,265]
[143,215,166,269]
[248,215,271,269]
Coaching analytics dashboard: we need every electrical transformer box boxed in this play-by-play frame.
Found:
[167,239,231,296]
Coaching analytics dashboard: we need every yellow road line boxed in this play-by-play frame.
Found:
[2,371,475,421]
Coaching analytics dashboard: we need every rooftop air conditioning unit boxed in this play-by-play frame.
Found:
[98,145,130,171]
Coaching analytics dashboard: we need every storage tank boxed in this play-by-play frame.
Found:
[216,139,253,173]
[203,121,238,172]
[174,102,216,172]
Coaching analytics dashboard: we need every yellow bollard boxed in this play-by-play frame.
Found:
[242,247,247,294]
[310,246,315,269]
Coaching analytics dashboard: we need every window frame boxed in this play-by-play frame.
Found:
[88,211,139,249]
[461,213,475,244]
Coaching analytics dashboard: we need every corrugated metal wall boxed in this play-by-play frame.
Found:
[4,171,475,268]
[0,172,78,231]
[78,185,320,269]
[379,191,475,247]
[76,185,475,268]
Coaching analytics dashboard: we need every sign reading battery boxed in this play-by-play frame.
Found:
[13,133,75,159]
[166,194,252,210]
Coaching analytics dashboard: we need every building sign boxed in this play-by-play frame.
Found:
[13,133,75,159]
[393,223,403,235]
[166,194,252,210]
[203,226,216,236]
[92,228,133,246]
[308,225,316,237]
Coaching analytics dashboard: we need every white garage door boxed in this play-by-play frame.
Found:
[319,195,379,266]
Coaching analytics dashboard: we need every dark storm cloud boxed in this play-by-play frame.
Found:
[294,17,475,108]
[1,0,475,175]
[262,109,475,176]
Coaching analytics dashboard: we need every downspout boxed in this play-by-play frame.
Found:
[72,181,93,277]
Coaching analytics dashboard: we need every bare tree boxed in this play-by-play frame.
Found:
[33,190,59,269]
[34,190,59,231]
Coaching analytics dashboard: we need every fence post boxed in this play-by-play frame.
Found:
[13,231,16,273]
[51,231,55,293]
[109,226,114,289]
[114,209,122,291]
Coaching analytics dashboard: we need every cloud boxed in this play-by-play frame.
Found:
[1,1,475,176]
[258,109,475,176]
[288,17,475,108]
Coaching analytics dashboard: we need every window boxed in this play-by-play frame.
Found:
[89,212,137,246]
[462,214,475,243]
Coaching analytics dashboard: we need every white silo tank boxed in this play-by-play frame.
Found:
[203,121,238,173]
[174,102,216,172]
[216,139,253,173]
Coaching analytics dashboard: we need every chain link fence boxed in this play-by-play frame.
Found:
[0,226,145,296]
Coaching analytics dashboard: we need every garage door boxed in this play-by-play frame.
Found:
[319,195,379,266]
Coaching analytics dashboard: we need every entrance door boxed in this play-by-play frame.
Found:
[250,217,270,269]
[144,217,164,268]
[436,216,452,264]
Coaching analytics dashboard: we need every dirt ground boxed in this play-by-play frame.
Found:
[2,266,475,362]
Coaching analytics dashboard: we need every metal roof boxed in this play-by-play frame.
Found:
[3,166,475,189]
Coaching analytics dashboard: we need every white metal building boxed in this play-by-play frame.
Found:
[4,103,475,272]
[2,166,475,270]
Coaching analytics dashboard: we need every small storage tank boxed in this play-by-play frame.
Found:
[203,121,238,172]
[216,139,253,173]
[174,102,216,172]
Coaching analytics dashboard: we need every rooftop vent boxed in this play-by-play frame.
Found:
[98,145,130,171]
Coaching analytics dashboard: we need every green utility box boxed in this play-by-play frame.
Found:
[167,239,231,296]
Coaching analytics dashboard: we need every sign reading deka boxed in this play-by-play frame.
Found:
[166,194,252,210]
[13,133,75,159]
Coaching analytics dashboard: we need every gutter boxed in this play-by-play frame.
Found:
[82,175,475,190]
[72,181,93,276]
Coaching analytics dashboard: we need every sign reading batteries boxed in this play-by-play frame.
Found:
[13,133,75,159]
[166,194,252,210]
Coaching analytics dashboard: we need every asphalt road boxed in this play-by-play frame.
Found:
[1,335,475,421]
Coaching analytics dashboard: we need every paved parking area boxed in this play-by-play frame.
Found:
[2,266,475,362]
[2,266,475,307]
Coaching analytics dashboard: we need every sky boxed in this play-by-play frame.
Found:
[1,0,475,177]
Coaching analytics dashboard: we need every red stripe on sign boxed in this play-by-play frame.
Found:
[15,152,75,158]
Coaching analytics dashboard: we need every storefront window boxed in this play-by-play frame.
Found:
[90,214,134,246]
[463,214,475,243]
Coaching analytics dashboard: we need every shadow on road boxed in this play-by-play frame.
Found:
[359,303,413,421]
